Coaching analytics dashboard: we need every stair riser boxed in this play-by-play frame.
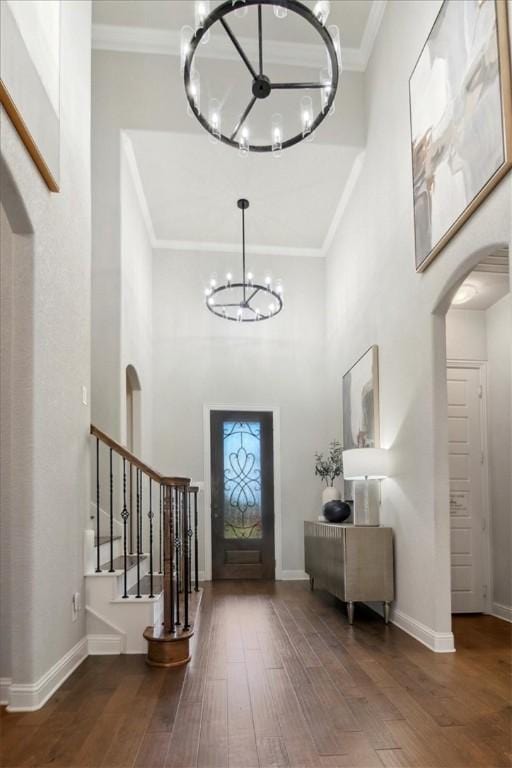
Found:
[124,558,150,592]
[96,538,122,567]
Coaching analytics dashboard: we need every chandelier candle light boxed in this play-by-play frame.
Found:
[182,0,341,153]
[204,199,284,322]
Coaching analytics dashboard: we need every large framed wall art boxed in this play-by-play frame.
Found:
[342,346,380,450]
[409,0,512,272]
[0,0,61,192]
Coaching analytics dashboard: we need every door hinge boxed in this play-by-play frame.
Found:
[483,584,488,598]
[477,385,483,399]
[480,451,484,465]
[481,518,487,532]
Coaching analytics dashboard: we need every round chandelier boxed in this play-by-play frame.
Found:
[181,0,341,153]
[204,199,284,321]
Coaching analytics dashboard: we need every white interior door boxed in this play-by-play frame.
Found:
[447,366,484,613]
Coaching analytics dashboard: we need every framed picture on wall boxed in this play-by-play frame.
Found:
[409,0,512,272]
[0,0,61,192]
[342,346,380,450]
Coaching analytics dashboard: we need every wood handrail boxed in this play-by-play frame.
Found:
[90,424,182,484]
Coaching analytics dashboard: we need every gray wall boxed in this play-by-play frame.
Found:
[0,0,91,685]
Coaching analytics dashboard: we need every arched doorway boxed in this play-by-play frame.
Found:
[125,364,141,454]
[0,159,35,699]
[433,243,511,632]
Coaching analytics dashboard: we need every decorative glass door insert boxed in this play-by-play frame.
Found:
[211,411,275,579]
[223,421,262,539]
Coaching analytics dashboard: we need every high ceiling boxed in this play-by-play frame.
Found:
[93,1,383,254]
[125,130,361,252]
[93,1,376,52]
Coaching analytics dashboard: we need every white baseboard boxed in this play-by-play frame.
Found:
[195,570,309,581]
[491,602,512,623]
[280,570,309,581]
[6,637,88,712]
[0,677,12,706]
[391,608,455,653]
[87,634,124,655]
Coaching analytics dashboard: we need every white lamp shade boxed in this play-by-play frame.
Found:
[343,448,390,480]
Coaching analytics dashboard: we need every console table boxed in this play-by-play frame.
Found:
[304,521,394,624]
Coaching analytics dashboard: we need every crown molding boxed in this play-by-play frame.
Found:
[91,2,388,71]
[92,22,366,71]
[123,130,366,258]
[121,131,158,247]
[359,0,387,69]
[321,149,365,255]
[153,239,323,257]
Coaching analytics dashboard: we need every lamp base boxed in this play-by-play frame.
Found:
[353,479,380,525]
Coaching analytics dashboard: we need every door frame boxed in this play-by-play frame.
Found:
[203,403,282,581]
[447,359,492,614]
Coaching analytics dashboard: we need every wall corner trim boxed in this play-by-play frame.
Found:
[391,609,456,653]
[0,677,12,706]
[491,602,512,623]
[280,570,309,581]
[5,637,88,712]
[87,634,124,655]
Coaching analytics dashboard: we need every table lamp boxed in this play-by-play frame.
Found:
[343,448,390,525]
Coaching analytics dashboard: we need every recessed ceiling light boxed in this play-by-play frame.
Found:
[452,283,478,306]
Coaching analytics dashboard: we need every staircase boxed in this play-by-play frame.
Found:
[85,425,200,657]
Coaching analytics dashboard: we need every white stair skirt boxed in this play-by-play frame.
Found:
[84,531,164,654]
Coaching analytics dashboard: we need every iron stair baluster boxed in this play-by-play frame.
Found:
[183,488,190,630]
[121,458,129,598]
[149,478,154,598]
[194,489,199,592]
[136,468,141,598]
[95,437,101,572]
[109,447,114,572]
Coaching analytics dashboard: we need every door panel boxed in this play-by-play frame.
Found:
[447,366,484,613]
[211,411,275,579]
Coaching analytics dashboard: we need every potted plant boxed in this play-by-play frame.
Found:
[314,440,343,506]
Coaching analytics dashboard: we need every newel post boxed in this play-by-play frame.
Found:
[144,477,193,668]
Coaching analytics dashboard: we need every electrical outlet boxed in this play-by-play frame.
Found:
[82,385,88,405]
[72,591,81,621]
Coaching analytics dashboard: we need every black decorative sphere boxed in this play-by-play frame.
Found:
[323,500,351,524]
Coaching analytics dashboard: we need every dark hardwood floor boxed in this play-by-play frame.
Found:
[1,581,511,767]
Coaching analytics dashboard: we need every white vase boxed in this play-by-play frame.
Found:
[322,486,341,505]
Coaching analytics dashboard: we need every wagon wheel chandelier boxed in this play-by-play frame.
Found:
[204,199,284,321]
[181,0,341,153]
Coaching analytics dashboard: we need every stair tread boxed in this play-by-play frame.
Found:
[128,574,163,596]
[99,554,147,571]
[94,535,122,546]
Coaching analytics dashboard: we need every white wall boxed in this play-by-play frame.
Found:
[486,295,512,613]
[120,133,153,458]
[446,310,487,361]
[152,250,328,577]
[91,47,366,444]
[446,299,512,615]
[0,0,91,693]
[324,0,511,648]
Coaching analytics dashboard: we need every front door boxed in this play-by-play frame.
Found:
[447,365,485,613]
[210,411,275,579]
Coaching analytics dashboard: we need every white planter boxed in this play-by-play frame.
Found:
[322,486,341,505]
